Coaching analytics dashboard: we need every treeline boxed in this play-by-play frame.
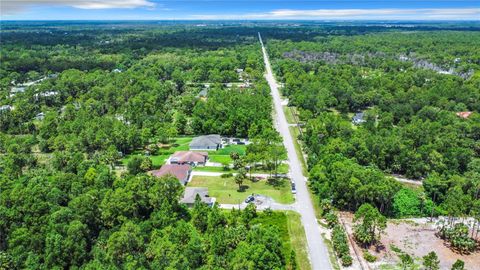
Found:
[269,31,480,222]
[0,25,295,269]
[0,166,293,269]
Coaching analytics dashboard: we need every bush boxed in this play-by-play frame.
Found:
[325,211,339,228]
[332,225,352,266]
[363,250,377,262]
[341,255,353,267]
[127,156,144,175]
[221,173,233,178]
[438,223,476,254]
[392,188,421,218]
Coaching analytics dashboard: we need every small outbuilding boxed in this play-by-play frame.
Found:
[170,151,208,166]
[352,112,366,125]
[180,187,215,207]
[189,134,222,151]
[151,164,191,185]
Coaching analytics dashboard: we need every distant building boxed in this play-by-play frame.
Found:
[180,187,215,207]
[190,135,222,151]
[35,112,45,121]
[151,164,191,185]
[0,105,13,112]
[352,112,366,125]
[456,111,473,119]
[11,86,26,93]
[170,151,208,166]
[197,89,208,99]
[34,91,58,100]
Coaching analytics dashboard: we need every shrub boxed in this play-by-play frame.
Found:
[325,211,339,228]
[341,255,353,267]
[438,223,476,254]
[221,173,233,178]
[332,225,352,266]
[393,188,422,218]
[363,250,377,262]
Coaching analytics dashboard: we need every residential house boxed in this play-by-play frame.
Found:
[190,134,222,151]
[197,89,208,99]
[456,111,473,119]
[170,151,208,166]
[11,86,26,94]
[352,112,366,125]
[0,105,14,112]
[151,164,191,185]
[35,112,45,121]
[180,187,215,207]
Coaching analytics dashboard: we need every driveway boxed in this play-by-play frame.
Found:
[259,32,333,270]
[219,194,296,211]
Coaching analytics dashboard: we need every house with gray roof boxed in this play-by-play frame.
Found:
[189,134,222,151]
[352,112,366,125]
[180,187,215,207]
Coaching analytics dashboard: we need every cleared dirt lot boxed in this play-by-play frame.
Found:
[340,212,480,269]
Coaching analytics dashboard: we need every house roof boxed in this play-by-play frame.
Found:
[151,164,191,182]
[190,134,221,148]
[171,151,208,163]
[180,187,213,204]
[197,89,208,97]
[352,112,366,123]
[456,111,473,119]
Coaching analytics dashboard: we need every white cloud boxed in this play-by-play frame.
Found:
[193,8,480,20]
[1,0,155,15]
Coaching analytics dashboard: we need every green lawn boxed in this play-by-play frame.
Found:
[120,136,193,168]
[289,126,308,176]
[121,153,169,167]
[285,211,312,270]
[248,163,289,175]
[121,139,247,169]
[188,175,294,204]
[205,145,247,165]
[216,144,246,155]
[157,136,194,155]
[193,163,289,174]
[193,166,233,173]
[208,155,232,164]
[252,211,311,270]
[283,105,296,124]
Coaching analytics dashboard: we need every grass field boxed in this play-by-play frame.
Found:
[252,211,312,270]
[208,144,247,164]
[208,155,232,164]
[283,105,296,124]
[248,163,290,175]
[193,166,233,173]
[188,175,294,204]
[285,211,312,270]
[216,144,246,155]
[120,136,193,168]
[193,163,289,174]
[289,126,308,176]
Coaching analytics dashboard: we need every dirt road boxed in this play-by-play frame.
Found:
[259,32,332,270]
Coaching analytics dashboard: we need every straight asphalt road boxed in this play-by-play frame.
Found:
[259,32,333,270]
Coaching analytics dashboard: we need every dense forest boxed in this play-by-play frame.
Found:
[267,29,480,256]
[1,21,480,268]
[0,23,292,269]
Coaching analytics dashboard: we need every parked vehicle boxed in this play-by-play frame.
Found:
[245,195,255,203]
[291,182,297,194]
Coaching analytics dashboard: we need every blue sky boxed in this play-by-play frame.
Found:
[1,0,479,20]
